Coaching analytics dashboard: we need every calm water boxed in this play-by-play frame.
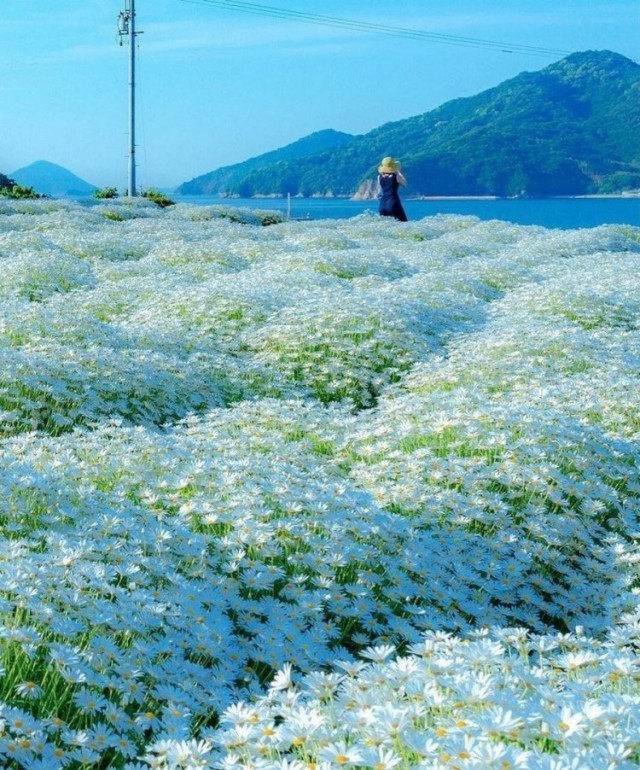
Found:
[175,195,640,230]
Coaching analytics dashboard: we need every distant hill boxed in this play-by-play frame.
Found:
[0,172,15,189]
[177,129,354,196]
[10,161,97,197]
[179,50,640,198]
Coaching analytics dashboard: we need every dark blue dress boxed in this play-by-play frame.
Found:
[378,173,408,221]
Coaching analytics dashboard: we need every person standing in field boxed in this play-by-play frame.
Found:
[378,156,408,221]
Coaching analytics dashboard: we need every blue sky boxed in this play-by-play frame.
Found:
[1,0,638,189]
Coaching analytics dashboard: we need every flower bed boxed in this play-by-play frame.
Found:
[0,198,639,768]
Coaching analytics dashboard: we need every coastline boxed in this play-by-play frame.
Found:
[552,193,640,199]
[408,195,498,201]
[398,193,639,202]
[186,191,639,202]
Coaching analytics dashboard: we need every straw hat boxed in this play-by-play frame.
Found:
[378,156,401,174]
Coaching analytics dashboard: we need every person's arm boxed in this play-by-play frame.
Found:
[397,171,407,186]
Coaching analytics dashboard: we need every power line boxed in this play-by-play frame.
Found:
[179,0,572,58]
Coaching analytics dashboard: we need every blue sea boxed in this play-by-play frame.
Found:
[174,195,640,229]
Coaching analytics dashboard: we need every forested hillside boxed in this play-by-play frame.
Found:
[178,129,353,196]
[180,50,640,198]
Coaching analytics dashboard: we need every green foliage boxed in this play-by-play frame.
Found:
[180,51,640,198]
[101,210,125,221]
[141,188,175,207]
[212,206,283,226]
[254,211,283,226]
[93,186,119,199]
[0,184,43,199]
[598,172,640,194]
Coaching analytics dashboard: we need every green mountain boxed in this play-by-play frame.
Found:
[178,129,354,196]
[180,50,640,198]
[10,160,97,197]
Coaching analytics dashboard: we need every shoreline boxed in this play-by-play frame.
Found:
[402,193,640,202]
[203,193,640,202]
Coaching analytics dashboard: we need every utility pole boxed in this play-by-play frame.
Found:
[118,0,142,196]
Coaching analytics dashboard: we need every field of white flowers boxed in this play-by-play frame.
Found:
[0,196,639,770]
